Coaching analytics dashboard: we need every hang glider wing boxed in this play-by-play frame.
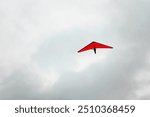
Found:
[78,42,95,53]
[78,41,113,53]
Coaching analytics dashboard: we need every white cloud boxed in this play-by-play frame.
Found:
[75,51,107,72]
[0,0,150,99]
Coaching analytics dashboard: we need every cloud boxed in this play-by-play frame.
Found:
[0,0,150,99]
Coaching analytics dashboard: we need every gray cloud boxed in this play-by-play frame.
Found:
[0,0,150,99]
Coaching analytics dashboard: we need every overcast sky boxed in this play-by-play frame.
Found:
[0,0,150,99]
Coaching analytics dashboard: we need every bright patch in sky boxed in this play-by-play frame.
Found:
[75,51,106,72]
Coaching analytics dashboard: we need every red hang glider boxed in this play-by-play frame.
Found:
[78,41,113,54]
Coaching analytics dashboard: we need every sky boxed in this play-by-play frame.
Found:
[0,0,150,99]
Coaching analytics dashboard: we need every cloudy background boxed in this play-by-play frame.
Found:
[0,0,150,99]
